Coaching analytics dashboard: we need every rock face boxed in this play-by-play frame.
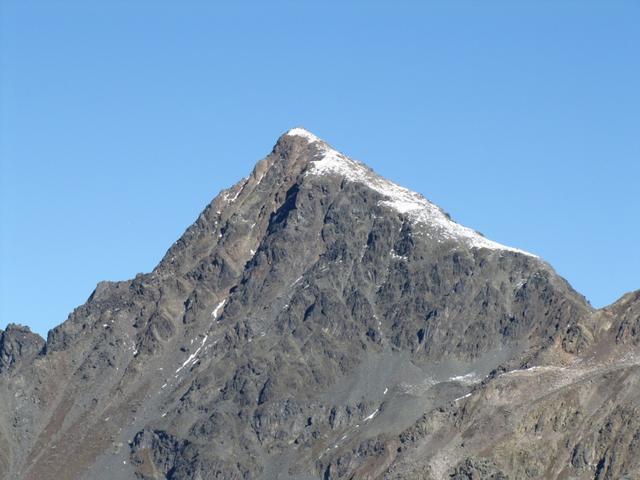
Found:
[0,325,45,373]
[1,128,638,480]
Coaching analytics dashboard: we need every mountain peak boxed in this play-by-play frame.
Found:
[283,127,324,143]
[276,129,537,258]
[5,127,632,480]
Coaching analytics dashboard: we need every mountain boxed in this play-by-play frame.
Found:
[1,128,638,480]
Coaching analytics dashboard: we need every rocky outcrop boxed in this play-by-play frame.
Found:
[609,290,640,345]
[0,325,44,373]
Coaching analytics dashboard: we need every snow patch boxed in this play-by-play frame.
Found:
[501,365,563,377]
[363,409,379,422]
[211,299,227,319]
[455,392,472,402]
[390,251,407,261]
[448,372,478,384]
[285,127,322,143]
[175,335,208,374]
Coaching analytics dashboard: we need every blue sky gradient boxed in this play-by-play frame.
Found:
[1,1,639,336]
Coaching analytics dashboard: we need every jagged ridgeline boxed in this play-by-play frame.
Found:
[1,129,639,480]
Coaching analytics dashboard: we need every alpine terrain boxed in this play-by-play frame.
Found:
[1,128,639,480]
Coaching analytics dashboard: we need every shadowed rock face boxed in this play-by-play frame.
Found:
[1,129,637,480]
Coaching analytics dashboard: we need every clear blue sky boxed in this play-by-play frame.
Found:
[1,1,639,337]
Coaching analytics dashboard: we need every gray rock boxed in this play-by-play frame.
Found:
[0,324,44,372]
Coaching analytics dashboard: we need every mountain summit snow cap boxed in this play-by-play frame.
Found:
[284,127,324,144]
[279,126,537,258]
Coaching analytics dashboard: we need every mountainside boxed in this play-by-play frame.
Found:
[1,128,638,480]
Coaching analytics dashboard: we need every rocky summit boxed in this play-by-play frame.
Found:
[1,128,639,480]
